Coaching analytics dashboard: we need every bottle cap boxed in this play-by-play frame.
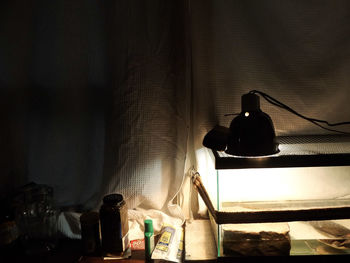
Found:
[144,219,153,233]
[103,194,124,206]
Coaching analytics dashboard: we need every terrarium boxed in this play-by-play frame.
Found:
[195,135,350,257]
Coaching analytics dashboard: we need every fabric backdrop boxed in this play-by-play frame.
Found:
[191,0,350,151]
[1,0,350,236]
[183,0,350,217]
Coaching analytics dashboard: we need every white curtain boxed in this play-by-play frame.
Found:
[99,0,191,219]
[2,0,350,236]
[188,0,350,217]
[191,0,350,149]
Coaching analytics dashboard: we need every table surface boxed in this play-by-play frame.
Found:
[1,238,147,263]
[2,237,350,263]
[79,251,146,263]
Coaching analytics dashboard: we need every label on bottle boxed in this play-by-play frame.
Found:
[122,232,130,251]
[150,235,155,252]
[131,238,145,250]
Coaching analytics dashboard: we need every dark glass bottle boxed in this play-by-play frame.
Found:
[80,211,101,256]
[99,194,129,256]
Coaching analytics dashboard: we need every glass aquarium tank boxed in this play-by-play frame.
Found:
[196,135,350,257]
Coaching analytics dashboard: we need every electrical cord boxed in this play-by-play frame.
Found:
[249,90,350,135]
[224,113,240,117]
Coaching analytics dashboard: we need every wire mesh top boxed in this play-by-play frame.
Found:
[214,135,350,169]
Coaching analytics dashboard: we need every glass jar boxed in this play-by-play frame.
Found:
[99,194,129,256]
[12,183,58,255]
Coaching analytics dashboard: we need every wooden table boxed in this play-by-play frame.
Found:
[1,239,147,263]
[79,250,146,263]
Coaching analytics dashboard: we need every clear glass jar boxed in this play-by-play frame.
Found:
[12,183,58,255]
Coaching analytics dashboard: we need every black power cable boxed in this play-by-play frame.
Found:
[249,90,350,135]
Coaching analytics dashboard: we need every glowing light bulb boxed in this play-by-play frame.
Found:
[245,112,249,117]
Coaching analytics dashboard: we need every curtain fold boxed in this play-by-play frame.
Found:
[100,0,190,218]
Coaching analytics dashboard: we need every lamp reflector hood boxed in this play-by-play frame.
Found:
[226,93,279,156]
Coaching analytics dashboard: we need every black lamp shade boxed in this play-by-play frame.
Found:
[226,93,279,156]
